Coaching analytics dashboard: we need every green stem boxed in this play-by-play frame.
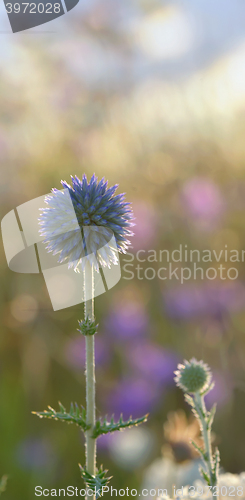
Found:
[84,263,96,500]
[195,393,216,497]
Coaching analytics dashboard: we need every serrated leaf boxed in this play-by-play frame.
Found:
[191,440,207,460]
[199,468,210,486]
[32,402,90,432]
[78,318,98,336]
[212,447,220,481]
[207,404,217,429]
[79,465,111,499]
[92,413,148,439]
[201,382,215,397]
[184,394,194,407]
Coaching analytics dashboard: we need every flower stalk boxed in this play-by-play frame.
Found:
[84,263,96,498]
[175,359,220,499]
[194,392,214,487]
[33,174,148,498]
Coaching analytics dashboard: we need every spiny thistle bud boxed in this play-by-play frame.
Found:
[174,358,212,394]
[78,317,98,336]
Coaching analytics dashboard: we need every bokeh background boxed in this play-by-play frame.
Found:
[1,0,245,498]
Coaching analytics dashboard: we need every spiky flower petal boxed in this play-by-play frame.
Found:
[39,174,134,272]
[174,358,212,394]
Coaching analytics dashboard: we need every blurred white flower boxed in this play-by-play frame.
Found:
[142,456,202,500]
[131,7,193,61]
[156,473,245,500]
[141,410,208,500]
[108,427,155,470]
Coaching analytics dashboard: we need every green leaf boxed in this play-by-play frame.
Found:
[207,404,217,429]
[212,447,220,482]
[201,382,215,397]
[199,468,210,486]
[92,413,148,439]
[0,476,8,496]
[191,440,207,460]
[184,393,194,407]
[78,318,98,336]
[79,465,111,499]
[32,402,90,432]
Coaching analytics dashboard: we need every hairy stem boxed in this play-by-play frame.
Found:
[194,392,216,496]
[84,263,96,500]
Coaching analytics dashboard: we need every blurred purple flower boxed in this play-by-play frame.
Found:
[105,378,160,419]
[164,284,204,319]
[105,301,149,340]
[132,202,158,251]
[128,342,179,385]
[15,438,55,470]
[181,178,225,229]
[64,334,110,369]
[97,432,114,451]
[205,371,233,409]
[164,282,245,320]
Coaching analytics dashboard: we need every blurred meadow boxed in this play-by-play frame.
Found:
[1,0,245,498]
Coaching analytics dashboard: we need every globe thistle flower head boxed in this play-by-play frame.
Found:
[39,174,134,272]
[174,358,212,394]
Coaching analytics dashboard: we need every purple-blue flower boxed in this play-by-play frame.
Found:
[105,378,160,419]
[132,202,158,251]
[128,342,179,385]
[15,438,55,470]
[39,174,134,272]
[181,177,225,230]
[205,371,233,409]
[105,301,148,340]
[164,282,245,320]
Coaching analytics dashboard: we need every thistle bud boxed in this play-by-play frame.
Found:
[174,358,211,394]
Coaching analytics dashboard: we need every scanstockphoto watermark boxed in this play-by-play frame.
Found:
[34,485,185,497]
[34,485,245,497]
[35,485,168,497]
[122,245,244,283]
